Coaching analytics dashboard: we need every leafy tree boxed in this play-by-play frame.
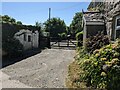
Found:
[16,21,22,25]
[35,21,41,32]
[9,18,16,24]
[2,15,11,23]
[44,17,66,38]
[2,23,23,56]
[35,21,41,27]
[70,12,83,38]
[2,15,17,24]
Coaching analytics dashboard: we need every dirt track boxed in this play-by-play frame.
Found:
[1,49,75,88]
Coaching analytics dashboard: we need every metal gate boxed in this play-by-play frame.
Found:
[50,36,77,49]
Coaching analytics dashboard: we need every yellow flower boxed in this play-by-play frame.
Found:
[105,62,112,67]
[113,52,119,57]
[101,72,107,76]
[93,49,99,54]
[111,58,119,64]
[95,53,99,57]
[94,62,98,66]
[101,58,107,61]
[106,44,111,48]
[99,48,103,52]
[84,59,91,64]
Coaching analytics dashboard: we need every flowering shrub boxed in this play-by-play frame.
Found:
[85,32,110,54]
[79,39,120,89]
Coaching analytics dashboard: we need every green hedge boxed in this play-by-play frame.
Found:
[76,31,83,47]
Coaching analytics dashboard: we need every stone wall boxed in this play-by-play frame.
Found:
[104,0,120,40]
[87,0,120,40]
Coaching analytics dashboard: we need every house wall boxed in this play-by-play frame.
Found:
[87,0,120,40]
[86,25,105,38]
[83,22,87,46]
[32,31,39,48]
[104,1,120,40]
[83,22,105,46]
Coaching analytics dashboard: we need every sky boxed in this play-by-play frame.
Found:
[1,2,90,26]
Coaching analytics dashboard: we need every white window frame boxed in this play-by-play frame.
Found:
[116,17,120,29]
[115,15,120,39]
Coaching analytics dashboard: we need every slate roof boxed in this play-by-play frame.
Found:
[83,11,104,22]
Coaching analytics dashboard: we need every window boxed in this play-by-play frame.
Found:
[28,35,31,42]
[115,16,120,30]
[117,18,120,26]
[115,16,120,39]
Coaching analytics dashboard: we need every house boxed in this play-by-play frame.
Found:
[82,11,106,46]
[83,0,120,45]
[104,0,120,40]
[14,29,39,50]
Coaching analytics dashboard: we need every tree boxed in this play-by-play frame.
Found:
[2,23,23,57]
[17,21,22,25]
[9,18,16,24]
[69,12,83,38]
[2,15,11,23]
[44,17,66,38]
[2,15,17,24]
[35,21,41,27]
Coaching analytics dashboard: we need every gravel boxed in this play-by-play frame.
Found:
[1,49,75,88]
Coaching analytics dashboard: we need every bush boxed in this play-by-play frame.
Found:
[2,38,23,57]
[85,32,109,54]
[76,31,83,47]
[59,32,67,40]
[79,39,120,89]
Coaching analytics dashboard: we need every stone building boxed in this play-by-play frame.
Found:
[14,29,39,50]
[86,0,120,41]
[82,11,106,46]
[104,0,120,40]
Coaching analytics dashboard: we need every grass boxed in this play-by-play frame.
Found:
[66,60,87,88]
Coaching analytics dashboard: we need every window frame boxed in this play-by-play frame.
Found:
[116,18,120,27]
[115,15,120,39]
[115,15,120,30]
[28,35,31,42]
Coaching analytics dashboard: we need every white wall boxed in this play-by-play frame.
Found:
[32,31,39,48]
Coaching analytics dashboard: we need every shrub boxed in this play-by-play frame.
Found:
[85,32,109,54]
[2,38,23,57]
[79,39,120,89]
[76,31,83,47]
[59,32,67,40]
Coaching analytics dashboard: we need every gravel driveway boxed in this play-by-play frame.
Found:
[1,49,75,88]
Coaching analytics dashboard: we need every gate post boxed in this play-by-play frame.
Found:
[47,33,51,49]
[67,35,70,47]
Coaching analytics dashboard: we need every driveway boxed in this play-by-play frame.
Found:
[1,49,75,88]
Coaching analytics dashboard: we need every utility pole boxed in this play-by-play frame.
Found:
[47,8,51,49]
[49,8,51,21]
